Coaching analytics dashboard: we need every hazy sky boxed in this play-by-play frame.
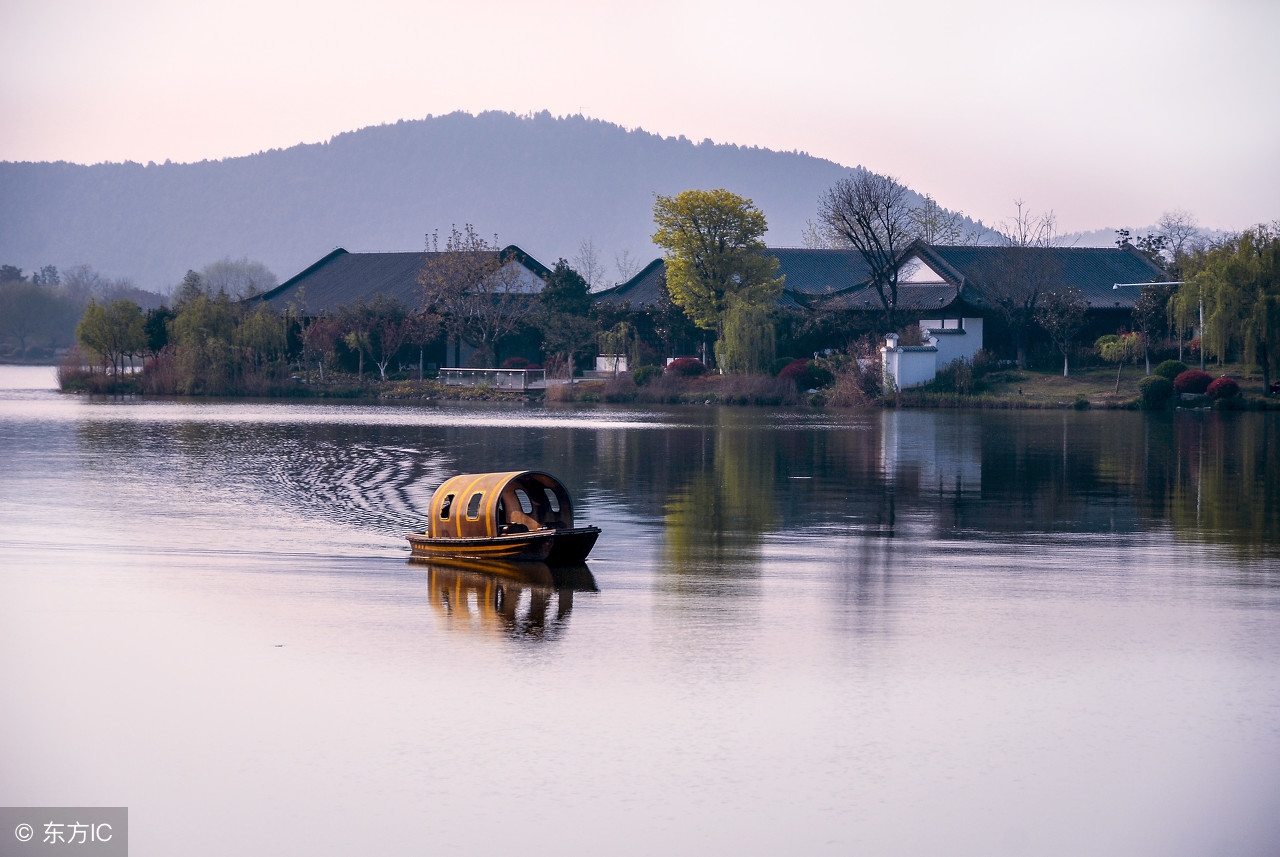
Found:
[2,0,1275,233]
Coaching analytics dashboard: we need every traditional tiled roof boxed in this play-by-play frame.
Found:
[593,258,665,308]
[912,243,1169,311]
[593,248,874,312]
[255,246,551,315]
[821,283,967,313]
[770,248,874,296]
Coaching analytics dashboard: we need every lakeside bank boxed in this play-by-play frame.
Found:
[48,364,1280,412]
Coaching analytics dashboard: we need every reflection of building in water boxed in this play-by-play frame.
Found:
[419,560,596,640]
[879,410,982,496]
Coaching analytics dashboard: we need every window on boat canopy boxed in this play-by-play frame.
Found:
[513,488,533,515]
[466,492,483,520]
[543,487,560,513]
[439,493,454,519]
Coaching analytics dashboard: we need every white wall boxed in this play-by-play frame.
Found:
[919,317,984,366]
[881,334,939,390]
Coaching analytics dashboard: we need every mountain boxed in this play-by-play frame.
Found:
[0,111,913,293]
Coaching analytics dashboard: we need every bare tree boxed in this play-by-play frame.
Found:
[419,225,533,368]
[614,249,640,284]
[1157,209,1200,258]
[202,257,277,300]
[1001,199,1061,248]
[818,171,918,329]
[909,194,972,245]
[970,200,1065,368]
[800,218,837,249]
[573,238,605,291]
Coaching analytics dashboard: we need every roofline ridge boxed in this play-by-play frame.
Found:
[257,247,349,301]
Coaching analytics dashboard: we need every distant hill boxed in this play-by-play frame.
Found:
[2,111,951,293]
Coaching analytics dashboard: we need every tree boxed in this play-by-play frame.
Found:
[909,194,976,245]
[817,171,916,329]
[572,239,605,291]
[76,299,145,375]
[1097,332,1143,394]
[202,257,278,300]
[1157,209,1201,279]
[1171,226,1280,392]
[1132,282,1177,375]
[651,189,782,362]
[32,265,59,286]
[406,311,443,382]
[0,265,25,284]
[301,314,343,382]
[144,307,173,357]
[717,301,776,374]
[614,250,641,284]
[172,270,208,308]
[367,295,414,381]
[0,280,59,352]
[419,224,533,368]
[236,304,288,368]
[1035,286,1087,376]
[538,260,597,376]
[649,270,703,361]
[973,200,1064,368]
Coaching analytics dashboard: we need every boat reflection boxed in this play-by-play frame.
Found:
[412,558,597,640]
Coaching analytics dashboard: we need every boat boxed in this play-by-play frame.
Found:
[406,470,601,563]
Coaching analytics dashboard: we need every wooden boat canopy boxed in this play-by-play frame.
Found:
[428,471,577,540]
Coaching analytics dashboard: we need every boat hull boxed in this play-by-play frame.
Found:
[406,526,600,564]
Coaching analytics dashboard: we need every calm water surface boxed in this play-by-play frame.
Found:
[2,365,1278,856]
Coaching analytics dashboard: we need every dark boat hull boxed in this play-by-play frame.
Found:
[406,526,600,564]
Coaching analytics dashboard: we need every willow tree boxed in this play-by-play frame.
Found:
[1170,227,1280,384]
[652,189,782,370]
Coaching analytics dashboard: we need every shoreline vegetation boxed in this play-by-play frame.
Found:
[12,199,1276,414]
[49,352,1280,411]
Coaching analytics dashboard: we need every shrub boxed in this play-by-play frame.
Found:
[1206,376,1240,400]
[715,375,802,406]
[1173,369,1212,394]
[927,360,983,395]
[56,346,93,391]
[770,356,796,376]
[827,361,881,407]
[500,356,530,369]
[1138,375,1174,410]
[631,365,662,387]
[601,377,638,402]
[1073,393,1091,410]
[777,358,833,390]
[665,357,706,377]
[1213,394,1246,411]
[1154,359,1188,381]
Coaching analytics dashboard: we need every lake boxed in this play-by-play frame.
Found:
[2,364,1278,856]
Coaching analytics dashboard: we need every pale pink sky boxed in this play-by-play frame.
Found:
[1,0,1275,233]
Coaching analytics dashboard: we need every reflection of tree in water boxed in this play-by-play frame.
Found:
[662,410,779,582]
[1162,415,1280,561]
[72,404,1280,567]
[420,561,596,641]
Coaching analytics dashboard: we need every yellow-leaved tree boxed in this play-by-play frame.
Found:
[651,189,782,372]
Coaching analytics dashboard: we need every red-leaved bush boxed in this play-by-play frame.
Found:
[777,358,812,384]
[1173,369,1212,394]
[777,358,834,390]
[665,357,706,377]
[1206,376,1240,399]
[500,357,530,369]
